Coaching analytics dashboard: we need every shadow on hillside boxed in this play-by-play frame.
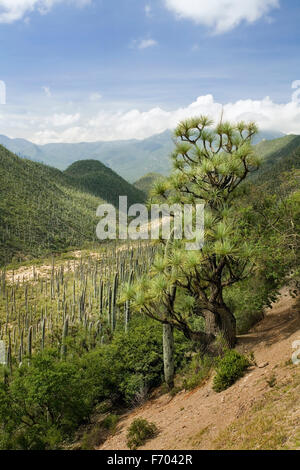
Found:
[237,296,300,351]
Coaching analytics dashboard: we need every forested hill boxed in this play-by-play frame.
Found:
[254,134,300,176]
[0,147,143,265]
[133,172,164,195]
[64,160,145,207]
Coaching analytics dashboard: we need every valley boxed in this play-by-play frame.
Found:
[0,124,299,451]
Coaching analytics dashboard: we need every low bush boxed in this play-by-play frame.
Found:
[81,414,119,450]
[126,418,158,450]
[101,414,119,432]
[183,354,214,391]
[213,350,250,393]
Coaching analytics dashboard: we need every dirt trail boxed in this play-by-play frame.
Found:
[4,244,136,284]
[4,251,100,284]
[99,288,300,450]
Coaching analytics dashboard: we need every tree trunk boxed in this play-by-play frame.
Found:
[203,305,236,348]
[218,305,236,348]
[163,323,175,390]
[203,309,219,337]
[180,324,215,353]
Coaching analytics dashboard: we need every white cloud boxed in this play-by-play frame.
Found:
[42,86,51,97]
[2,84,300,144]
[46,113,81,127]
[163,0,280,33]
[0,0,91,23]
[28,88,300,144]
[131,38,158,50]
[89,92,102,102]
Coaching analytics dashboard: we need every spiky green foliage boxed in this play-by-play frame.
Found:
[126,117,262,348]
[134,172,165,196]
[126,117,299,351]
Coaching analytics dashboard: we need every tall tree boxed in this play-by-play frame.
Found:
[126,116,261,349]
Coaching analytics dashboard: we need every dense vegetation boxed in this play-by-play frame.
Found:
[0,146,100,265]
[125,117,299,387]
[134,172,164,195]
[64,160,145,207]
[0,147,144,265]
[0,318,188,450]
[0,244,190,449]
[254,134,300,174]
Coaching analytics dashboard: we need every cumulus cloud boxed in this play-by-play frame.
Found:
[46,113,81,127]
[131,38,158,50]
[163,0,280,33]
[0,0,91,23]
[27,87,300,144]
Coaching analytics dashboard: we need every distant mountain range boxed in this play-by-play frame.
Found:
[0,130,285,182]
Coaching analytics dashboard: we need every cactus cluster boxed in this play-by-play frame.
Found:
[0,243,156,373]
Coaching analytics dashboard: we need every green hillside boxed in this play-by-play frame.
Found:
[0,146,102,265]
[134,172,164,195]
[254,134,300,172]
[0,148,144,265]
[64,160,145,207]
[256,143,300,186]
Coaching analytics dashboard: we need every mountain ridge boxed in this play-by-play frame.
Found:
[0,130,285,182]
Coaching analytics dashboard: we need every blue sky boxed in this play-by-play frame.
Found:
[0,0,299,143]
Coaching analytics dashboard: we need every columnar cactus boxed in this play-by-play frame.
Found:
[61,316,69,359]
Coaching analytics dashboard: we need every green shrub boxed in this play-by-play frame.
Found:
[0,316,190,449]
[101,414,119,432]
[0,350,93,450]
[126,418,158,450]
[81,414,119,450]
[183,354,214,391]
[266,374,277,388]
[81,425,104,450]
[83,316,189,405]
[213,350,250,393]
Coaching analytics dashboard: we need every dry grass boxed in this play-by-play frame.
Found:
[213,365,300,450]
[188,426,211,448]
